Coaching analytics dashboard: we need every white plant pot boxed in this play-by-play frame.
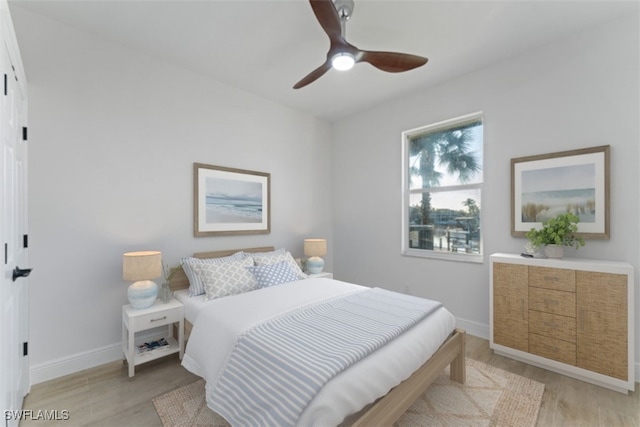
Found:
[544,244,564,259]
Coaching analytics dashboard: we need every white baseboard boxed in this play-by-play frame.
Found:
[30,343,123,385]
[30,328,170,385]
[455,317,489,341]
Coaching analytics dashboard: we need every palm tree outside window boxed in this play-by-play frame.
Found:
[402,113,483,262]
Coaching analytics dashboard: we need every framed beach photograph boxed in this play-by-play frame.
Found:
[194,163,270,237]
[511,145,609,239]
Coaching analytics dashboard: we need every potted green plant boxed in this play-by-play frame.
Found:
[526,212,585,258]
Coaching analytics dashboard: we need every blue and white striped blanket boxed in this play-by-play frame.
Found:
[208,287,443,426]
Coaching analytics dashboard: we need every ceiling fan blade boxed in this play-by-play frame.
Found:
[293,61,333,89]
[359,51,428,73]
[309,0,343,43]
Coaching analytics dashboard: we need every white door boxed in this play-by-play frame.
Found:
[1,2,29,425]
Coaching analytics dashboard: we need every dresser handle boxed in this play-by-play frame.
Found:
[150,316,167,322]
[544,321,559,329]
[544,298,559,306]
[544,276,560,282]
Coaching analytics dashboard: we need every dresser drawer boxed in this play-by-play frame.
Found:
[529,287,576,317]
[529,333,576,365]
[529,266,575,292]
[130,307,182,330]
[529,310,576,343]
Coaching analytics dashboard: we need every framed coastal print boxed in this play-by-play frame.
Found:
[194,163,270,237]
[511,145,609,239]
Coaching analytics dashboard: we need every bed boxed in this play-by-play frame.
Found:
[169,247,466,426]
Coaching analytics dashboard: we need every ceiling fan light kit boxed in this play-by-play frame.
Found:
[331,52,355,71]
[293,0,428,89]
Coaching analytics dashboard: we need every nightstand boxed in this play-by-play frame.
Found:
[122,298,184,377]
[308,272,333,279]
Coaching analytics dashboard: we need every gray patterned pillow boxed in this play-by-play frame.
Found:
[191,257,258,301]
[181,251,243,296]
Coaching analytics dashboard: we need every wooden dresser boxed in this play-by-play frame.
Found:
[490,253,635,393]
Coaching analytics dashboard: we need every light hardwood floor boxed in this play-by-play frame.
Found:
[20,334,639,426]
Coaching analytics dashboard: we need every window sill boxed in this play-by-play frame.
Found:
[401,248,483,264]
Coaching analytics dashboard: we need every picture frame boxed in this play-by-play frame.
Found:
[194,163,270,237]
[511,145,609,239]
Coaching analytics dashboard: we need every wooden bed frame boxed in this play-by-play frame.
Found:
[169,247,466,426]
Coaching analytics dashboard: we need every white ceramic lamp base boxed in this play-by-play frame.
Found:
[306,256,325,274]
[128,280,158,309]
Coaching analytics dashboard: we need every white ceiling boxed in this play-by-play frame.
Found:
[10,0,639,122]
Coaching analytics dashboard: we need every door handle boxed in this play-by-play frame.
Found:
[12,266,32,282]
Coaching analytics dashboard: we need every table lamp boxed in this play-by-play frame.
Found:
[123,251,162,309]
[304,239,327,274]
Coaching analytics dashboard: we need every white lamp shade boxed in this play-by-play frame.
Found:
[123,251,162,309]
[304,239,327,257]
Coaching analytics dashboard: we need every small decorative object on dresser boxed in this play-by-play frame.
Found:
[525,213,585,259]
[490,253,634,393]
[304,238,327,273]
[122,251,162,309]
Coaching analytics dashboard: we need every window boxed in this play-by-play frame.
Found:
[402,113,483,262]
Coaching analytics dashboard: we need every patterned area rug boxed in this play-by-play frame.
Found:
[153,358,544,426]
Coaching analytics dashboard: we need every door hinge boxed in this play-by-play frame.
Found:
[4,243,7,264]
[23,234,28,248]
[3,73,6,95]
[22,127,27,141]
[23,342,28,357]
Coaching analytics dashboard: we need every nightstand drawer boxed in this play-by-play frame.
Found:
[529,287,576,317]
[529,266,575,292]
[131,307,182,329]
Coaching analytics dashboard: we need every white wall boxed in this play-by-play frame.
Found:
[331,14,639,369]
[11,5,640,383]
[11,8,333,382]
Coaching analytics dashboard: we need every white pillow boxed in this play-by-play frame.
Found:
[191,257,258,301]
[252,251,308,280]
[241,248,285,260]
[247,261,300,288]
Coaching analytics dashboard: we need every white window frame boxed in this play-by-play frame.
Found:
[401,112,484,263]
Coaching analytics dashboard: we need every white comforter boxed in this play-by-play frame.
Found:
[181,278,456,426]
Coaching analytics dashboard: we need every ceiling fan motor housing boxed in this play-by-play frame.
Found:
[332,0,354,21]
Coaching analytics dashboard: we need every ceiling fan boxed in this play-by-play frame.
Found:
[293,0,428,89]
